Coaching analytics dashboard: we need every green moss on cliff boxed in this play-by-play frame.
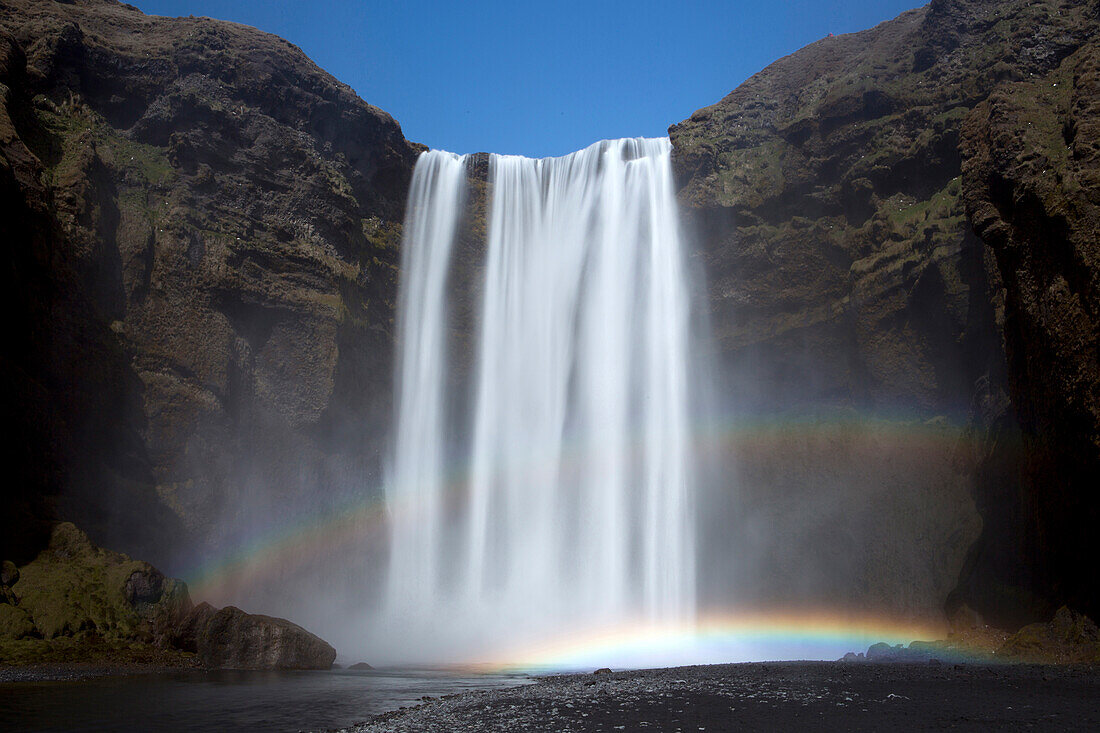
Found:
[9,523,188,643]
[29,99,173,188]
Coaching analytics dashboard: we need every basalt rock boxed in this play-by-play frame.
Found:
[175,601,336,670]
[670,0,1100,627]
[0,0,420,590]
[960,36,1100,628]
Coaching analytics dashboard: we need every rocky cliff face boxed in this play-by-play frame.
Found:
[3,0,1097,639]
[0,0,420,583]
[671,0,1099,626]
[961,34,1100,625]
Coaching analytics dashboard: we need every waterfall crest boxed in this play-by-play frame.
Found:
[379,138,696,663]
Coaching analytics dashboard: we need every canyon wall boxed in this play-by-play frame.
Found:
[0,0,420,582]
[671,0,1098,626]
[2,0,1098,631]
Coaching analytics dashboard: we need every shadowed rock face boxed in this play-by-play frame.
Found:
[671,0,1099,627]
[0,0,420,588]
[961,37,1100,626]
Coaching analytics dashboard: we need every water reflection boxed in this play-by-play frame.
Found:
[0,667,533,732]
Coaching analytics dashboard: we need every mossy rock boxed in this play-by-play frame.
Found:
[0,603,37,640]
[998,607,1100,663]
[1,560,18,586]
[0,635,200,666]
[10,523,191,644]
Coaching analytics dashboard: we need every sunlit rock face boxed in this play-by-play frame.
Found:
[0,0,420,587]
[670,0,1099,627]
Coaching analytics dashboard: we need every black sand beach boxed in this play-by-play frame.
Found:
[337,662,1100,732]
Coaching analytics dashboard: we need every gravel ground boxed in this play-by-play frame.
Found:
[334,661,1100,732]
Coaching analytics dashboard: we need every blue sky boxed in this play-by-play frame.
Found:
[131,0,921,158]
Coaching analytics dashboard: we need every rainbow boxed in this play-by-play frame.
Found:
[183,494,392,603]
[459,610,948,672]
[180,412,979,668]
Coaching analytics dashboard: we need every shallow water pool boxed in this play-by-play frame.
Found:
[0,667,533,732]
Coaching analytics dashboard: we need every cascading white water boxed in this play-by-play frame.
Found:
[385,150,468,614]
[378,138,696,664]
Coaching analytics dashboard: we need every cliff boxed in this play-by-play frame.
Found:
[2,0,1098,638]
[671,0,1099,626]
[0,0,420,581]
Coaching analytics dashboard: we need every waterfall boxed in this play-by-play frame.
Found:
[379,138,696,664]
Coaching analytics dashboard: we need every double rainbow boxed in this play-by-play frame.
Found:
[179,413,972,669]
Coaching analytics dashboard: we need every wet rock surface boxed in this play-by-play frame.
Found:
[339,662,1100,732]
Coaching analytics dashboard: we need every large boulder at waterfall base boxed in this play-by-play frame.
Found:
[175,602,336,670]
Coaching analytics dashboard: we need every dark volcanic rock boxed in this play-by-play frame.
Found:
[670,0,1100,626]
[998,606,1100,663]
[960,37,1100,626]
[0,0,420,599]
[175,601,336,670]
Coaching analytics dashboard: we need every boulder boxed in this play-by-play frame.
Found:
[998,607,1100,663]
[176,602,336,670]
[865,642,903,661]
[1,561,18,586]
[11,523,192,643]
[0,603,36,640]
